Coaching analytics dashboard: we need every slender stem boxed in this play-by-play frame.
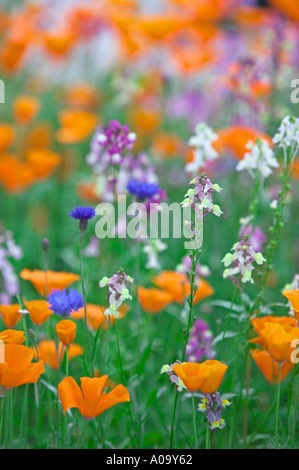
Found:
[170,390,178,449]
[76,419,89,449]
[79,231,93,377]
[0,396,5,446]
[192,394,198,449]
[275,363,282,448]
[205,421,211,450]
[217,284,239,360]
[43,248,49,298]
[65,347,69,376]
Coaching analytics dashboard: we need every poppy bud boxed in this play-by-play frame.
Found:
[56,319,77,346]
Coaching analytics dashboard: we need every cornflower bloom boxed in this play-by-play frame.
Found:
[222,235,266,285]
[47,288,84,316]
[99,270,134,317]
[69,206,95,232]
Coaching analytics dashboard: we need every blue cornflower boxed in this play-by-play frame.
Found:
[68,206,96,221]
[48,288,84,316]
[127,180,160,199]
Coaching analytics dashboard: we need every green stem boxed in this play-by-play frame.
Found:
[170,390,178,449]
[76,419,89,449]
[0,396,5,446]
[291,374,298,447]
[65,347,69,376]
[79,231,93,377]
[9,389,13,449]
[217,284,239,360]
[275,363,282,448]
[205,421,211,450]
[192,394,198,449]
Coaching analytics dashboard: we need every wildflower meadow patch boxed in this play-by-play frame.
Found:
[0,0,298,454]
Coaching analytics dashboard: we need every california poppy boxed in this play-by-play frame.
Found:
[56,319,77,346]
[282,290,299,323]
[172,360,228,393]
[25,300,53,326]
[251,349,293,384]
[138,287,173,314]
[0,329,25,345]
[72,303,128,330]
[56,110,98,144]
[25,148,61,180]
[58,375,130,419]
[0,124,14,153]
[13,95,40,124]
[20,269,80,297]
[0,304,21,328]
[0,344,44,389]
[33,340,83,370]
[0,154,36,194]
[250,322,299,363]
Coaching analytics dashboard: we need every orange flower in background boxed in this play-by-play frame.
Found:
[72,303,128,331]
[283,290,299,323]
[43,30,76,57]
[0,125,14,153]
[33,340,83,370]
[0,154,35,194]
[214,126,273,159]
[128,105,162,136]
[0,304,21,328]
[64,83,100,109]
[58,376,130,419]
[24,122,53,150]
[25,300,53,326]
[152,271,214,305]
[138,287,173,314]
[13,95,40,124]
[25,148,61,180]
[268,0,299,22]
[20,269,80,297]
[0,39,27,72]
[0,344,44,389]
[0,329,25,345]
[56,110,98,144]
[172,360,228,393]
[56,319,77,346]
[250,322,299,362]
[251,350,293,384]
[152,132,185,160]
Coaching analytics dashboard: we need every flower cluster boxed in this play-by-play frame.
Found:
[273,116,299,160]
[47,288,84,316]
[186,123,218,173]
[99,270,134,317]
[222,235,266,285]
[239,216,266,253]
[160,361,187,392]
[198,392,231,431]
[236,139,279,181]
[176,255,211,279]
[181,173,223,218]
[186,319,215,362]
[0,229,23,304]
[142,238,167,270]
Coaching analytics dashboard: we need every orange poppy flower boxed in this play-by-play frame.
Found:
[56,319,77,346]
[72,304,128,330]
[250,322,299,363]
[56,110,98,144]
[152,271,214,305]
[0,304,22,328]
[24,122,53,150]
[0,329,25,345]
[138,287,173,314]
[268,0,299,21]
[0,344,44,389]
[0,39,27,72]
[20,269,80,297]
[172,360,228,393]
[128,105,161,136]
[283,290,299,323]
[25,300,53,326]
[213,126,273,160]
[25,148,61,180]
[13,95,40,124]
[251,349,293,384]
[58,375,130,419]
[64,83,100,109]
[250,315,298,341]
[0,125,14,153]
[152,132,185,160]
[0,154,36,194]
[43,30,76,57]
[33,340,83,370]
